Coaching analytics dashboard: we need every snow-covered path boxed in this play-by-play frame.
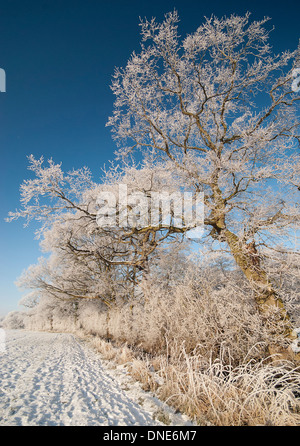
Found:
[0,330,188,426]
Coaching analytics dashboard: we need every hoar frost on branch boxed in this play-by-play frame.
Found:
[8,156,192,307]
[106,11,300,348]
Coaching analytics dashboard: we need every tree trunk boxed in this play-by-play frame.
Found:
[223,229,299,361]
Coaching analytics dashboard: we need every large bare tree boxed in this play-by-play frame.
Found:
[107,11,300,351]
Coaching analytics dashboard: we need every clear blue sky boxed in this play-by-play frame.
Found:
[0,0,299,316]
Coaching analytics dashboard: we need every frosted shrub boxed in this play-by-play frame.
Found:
[131,280,268,364]
[76,299,108,337]
[79,262,272,365]
[2,311,26,329]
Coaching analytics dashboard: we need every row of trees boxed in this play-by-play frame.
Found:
[8,11,300,357]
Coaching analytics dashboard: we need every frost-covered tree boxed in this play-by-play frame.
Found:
[107,11,300,347]
[8,156,188,307]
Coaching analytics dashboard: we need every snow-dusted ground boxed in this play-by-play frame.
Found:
[0,330,194,426]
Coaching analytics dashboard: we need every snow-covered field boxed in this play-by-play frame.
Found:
[0,330,194,426]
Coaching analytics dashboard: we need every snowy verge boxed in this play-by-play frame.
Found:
[84,337,196,427]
